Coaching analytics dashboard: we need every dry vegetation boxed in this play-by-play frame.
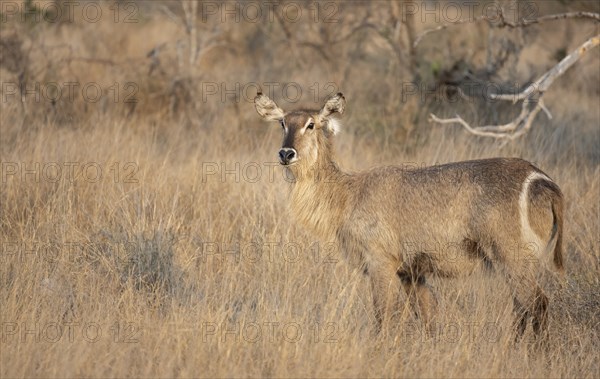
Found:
[1,0,599,377]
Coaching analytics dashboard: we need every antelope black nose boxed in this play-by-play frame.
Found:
[278,148,296,165]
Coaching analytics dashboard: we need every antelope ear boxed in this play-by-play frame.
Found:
[319,92,345,119]
[255,93,285,121]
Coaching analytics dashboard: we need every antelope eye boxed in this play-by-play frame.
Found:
[307,122,315,130]
[280,120,285,129]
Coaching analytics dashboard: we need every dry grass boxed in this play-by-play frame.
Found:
[1,1,599,378]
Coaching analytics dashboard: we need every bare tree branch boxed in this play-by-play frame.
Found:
[429,34,600,140]
[414,15,488,48]
[509,11,600,26]
[492,34,600,102]
[414,11,600,48]
[181,1,198,66]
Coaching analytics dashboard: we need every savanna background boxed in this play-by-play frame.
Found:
[1,0,599,377]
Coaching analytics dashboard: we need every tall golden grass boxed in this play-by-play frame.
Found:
[1,1,599,377]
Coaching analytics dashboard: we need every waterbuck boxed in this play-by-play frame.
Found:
[255,92,564,337]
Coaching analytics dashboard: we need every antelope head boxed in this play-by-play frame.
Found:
[254,92,346,175]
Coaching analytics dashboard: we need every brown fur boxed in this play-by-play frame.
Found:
[255,92,565,338]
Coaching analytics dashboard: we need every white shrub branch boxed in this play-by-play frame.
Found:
[429,32,599,140]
